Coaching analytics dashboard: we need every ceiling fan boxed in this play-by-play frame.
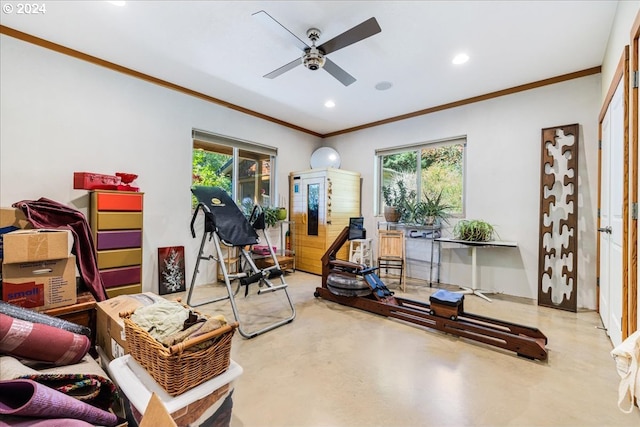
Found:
[253,10,382,86]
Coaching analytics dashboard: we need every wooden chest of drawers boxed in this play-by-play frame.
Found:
[90,191,144,298]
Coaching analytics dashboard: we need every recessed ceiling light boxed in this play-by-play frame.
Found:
[324,100,335,108]
[452,53,469,65]
[375,81,393,91]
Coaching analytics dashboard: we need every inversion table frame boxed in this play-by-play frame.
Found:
[315,227,548,361]
[187,186,296,339]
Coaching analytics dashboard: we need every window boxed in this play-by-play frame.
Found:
[192,130,277,210]
[376,137,466,217]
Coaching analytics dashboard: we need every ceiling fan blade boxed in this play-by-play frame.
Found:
[264,57,302,79]
[323,58,356,86]
[317,17,381,55]
[252,10,309,51]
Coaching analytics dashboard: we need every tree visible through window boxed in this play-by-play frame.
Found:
[378,138,465,218]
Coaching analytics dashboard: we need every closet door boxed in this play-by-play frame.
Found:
[599,80,625,347]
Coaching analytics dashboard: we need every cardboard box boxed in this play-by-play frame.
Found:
[3,229,73,264]
[0,207,32,262]
[96,292,166,361]
[2,256,77,310]
[0,207,31,229]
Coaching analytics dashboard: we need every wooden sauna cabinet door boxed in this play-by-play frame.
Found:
[290,168,361,275]
[290,175,326,275]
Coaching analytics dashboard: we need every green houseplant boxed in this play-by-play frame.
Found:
[418,190,453,225]
[453,219,496,242]
[240,199,285,228]
[262,207,281,228]
[262,206,287,228]
[382,180,414,223]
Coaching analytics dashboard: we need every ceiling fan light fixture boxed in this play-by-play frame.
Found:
[256,12,380,86]
[303,47,325,71]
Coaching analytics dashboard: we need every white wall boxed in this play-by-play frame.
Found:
[328,75,601,308]
[1,3,637,311]
[601,1,640,100]
[0,35,319,295]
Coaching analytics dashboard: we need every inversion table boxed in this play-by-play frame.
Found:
[187,186,296,338]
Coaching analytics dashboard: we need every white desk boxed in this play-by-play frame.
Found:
[435,238,518,302]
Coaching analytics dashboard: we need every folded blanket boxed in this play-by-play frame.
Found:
[130,300,190,341]
[0,355,118,411]
[0,313,90,365]
[0,379,118,426]
[161,315,226,347]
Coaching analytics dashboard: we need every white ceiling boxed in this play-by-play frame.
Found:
[0,1,618,135]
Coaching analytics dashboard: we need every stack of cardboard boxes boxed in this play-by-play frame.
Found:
[1,227,76,310]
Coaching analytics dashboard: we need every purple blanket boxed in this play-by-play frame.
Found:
[0,379,118,426]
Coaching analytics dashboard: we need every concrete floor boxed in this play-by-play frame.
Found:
[177,271,640,427]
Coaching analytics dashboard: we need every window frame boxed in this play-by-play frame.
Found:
[374,136,467,217]
[192,129,278,207]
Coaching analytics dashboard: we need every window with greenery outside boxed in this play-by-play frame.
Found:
[380,141,464,225]
[193,144,283,227]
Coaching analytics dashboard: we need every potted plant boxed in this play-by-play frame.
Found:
[419,190,453,226]
[240,200,284,228]
[382,180,414,223]
[453,219,496,242]
[275,207,287,221]
[262,207,281,228]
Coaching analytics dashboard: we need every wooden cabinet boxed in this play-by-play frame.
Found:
[90,191,144,298]
[253,220,296,273]
[217,246,240,282]
[289,168,360,275]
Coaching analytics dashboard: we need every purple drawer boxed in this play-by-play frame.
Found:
[96,230,142,250]
[101,265,141,288]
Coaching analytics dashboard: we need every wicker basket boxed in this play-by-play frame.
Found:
[120,307,237,396]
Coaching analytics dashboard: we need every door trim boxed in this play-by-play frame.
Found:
[628,10,639,335]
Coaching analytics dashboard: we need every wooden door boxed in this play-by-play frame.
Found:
[290,174,326,274]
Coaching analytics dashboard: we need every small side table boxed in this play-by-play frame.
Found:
[349,238,373,267]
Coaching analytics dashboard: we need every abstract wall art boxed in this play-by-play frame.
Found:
[538,124,579,311]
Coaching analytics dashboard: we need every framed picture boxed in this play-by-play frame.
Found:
[158,246,186,295]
